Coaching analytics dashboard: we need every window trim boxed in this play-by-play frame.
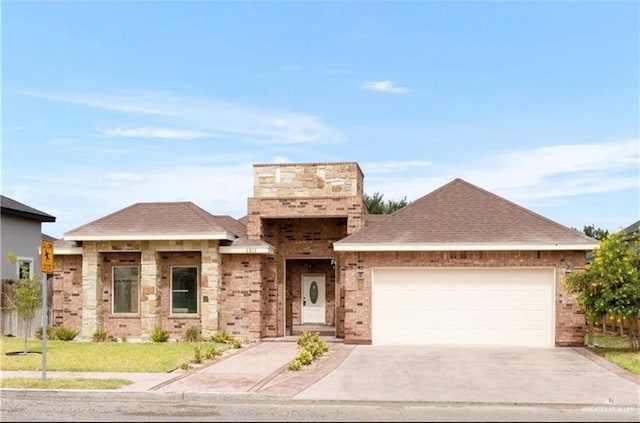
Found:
[16,257,33,280]
[111,265,140,315]
[170,265,199,316]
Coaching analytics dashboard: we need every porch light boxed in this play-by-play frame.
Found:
[356,266,365,279]
[564,265,572,274]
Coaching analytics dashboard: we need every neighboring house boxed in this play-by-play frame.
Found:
[52,162,598,347]
[1,195,57,336]
[624,220,640,241]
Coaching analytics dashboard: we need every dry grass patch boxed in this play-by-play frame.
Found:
[0,377,131,390]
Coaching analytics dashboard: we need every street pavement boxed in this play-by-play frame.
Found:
[1,340,639,408]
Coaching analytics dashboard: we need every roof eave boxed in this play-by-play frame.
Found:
[333,243,600,252]
[63,232,233,241]
[53,247,84,255]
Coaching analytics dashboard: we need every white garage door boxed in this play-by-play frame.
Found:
[372,267,555,347]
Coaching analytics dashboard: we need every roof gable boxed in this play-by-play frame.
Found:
[1,195,56,222]
[64,202,245,241]
[335,178,598,251]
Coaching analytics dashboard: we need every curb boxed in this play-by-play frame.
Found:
[2,388,640,410]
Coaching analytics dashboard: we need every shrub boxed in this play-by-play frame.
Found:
[121,335,128,343]
[150,326,170,343]
[295,348,314,366]
[183,326,202,342]
[193,345,203,364]
[35,326,56,341]
[211,330,243,348]
[92,328,109,342]
[180,361,191,370]
[288,359,302,371]
[205,346,221,360]
[54,325,79,341]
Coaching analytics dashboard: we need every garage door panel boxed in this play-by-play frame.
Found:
[372,268,554,347]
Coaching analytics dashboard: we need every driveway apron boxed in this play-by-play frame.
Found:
[294,345,640,405]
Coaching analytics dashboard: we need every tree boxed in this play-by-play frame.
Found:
[564,230,640,351]
[5,252,42,354]
[582,224,610,241]
[364,192,409,214]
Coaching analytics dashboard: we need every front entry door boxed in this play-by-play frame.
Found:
[302,274,326,324]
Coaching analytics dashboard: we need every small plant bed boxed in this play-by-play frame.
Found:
[287,330,329,371]
[588,331,640,375]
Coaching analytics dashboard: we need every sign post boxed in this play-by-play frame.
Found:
[40,240,53,381]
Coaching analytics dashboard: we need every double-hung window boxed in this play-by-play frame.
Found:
[171,266,198,314]
[16,257,33,280]
[112,266,139,314]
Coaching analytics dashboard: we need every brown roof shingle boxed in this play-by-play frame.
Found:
[64,202,245,241]
[335,178,597,250]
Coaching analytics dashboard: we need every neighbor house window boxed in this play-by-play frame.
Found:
[16,257,33,280]
[112,266,139,314]
[171,266,198,314]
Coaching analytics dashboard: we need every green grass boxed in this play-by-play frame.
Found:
[589,331,640,375]
[0,377,132,390]
[0,336,229,372]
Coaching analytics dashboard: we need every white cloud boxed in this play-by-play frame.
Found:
[361,80,409,94]
[32,91,344,145]
[107,172,145,183]
[363,139,639,204]
[99,127,213,140]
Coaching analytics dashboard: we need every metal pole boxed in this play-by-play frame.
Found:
[41,273,47,381]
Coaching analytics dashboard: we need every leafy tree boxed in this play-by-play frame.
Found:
[582,224,610,241]
[365,192,409,214]
[564,230,640,351]
[5,252,43,353]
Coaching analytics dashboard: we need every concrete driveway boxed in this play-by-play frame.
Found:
[295,345,640,406]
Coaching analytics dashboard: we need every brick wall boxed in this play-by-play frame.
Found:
[219,254,265,340]
[52,254,83,331]
[338,250,588,346]
[101,252,142,338]
[158,251,201,338]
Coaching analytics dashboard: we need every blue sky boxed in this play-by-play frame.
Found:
[2,1,638,239]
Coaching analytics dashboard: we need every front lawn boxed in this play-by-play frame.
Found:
[0,336,229,373]
[589,331,640,375]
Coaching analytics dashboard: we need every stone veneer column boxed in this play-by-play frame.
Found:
[200,241,220,337]
[80,243,101,339]
[140,245,160,337]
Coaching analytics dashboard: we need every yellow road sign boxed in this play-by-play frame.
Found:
[41,240,54,274]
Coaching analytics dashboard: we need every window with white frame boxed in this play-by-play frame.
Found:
[112,266,139,314]
[171,266,198,314]
[16,257,33,280]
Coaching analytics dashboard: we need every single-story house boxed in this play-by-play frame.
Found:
[52,162,598,347]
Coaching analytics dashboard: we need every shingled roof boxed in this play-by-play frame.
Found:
[64,202,246,241]
[334,178,598,251]
[1,195,56,222]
